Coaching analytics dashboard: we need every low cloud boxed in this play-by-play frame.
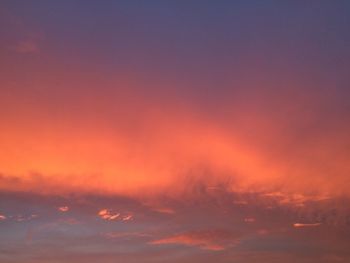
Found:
[150,230,239,251]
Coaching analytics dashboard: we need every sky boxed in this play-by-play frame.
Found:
[0,1,350,262]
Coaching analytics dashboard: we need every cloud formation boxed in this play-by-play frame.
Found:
[1,1,350,262]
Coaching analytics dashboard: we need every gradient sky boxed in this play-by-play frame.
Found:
[1,1,350,262]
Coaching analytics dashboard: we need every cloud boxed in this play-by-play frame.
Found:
[104,232,150,239]
[122,214,133,221]
[98,209,120,220]
[1,189,349,262]
[151,207,175,215]
[150,230,239,251]
[293,223,322,228]
[58,206,69,212]
[98,209,134,221]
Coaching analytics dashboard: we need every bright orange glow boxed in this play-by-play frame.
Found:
[1,92,349,199]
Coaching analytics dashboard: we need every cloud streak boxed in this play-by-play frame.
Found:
[150,230,239,251]
[293,223,322,228]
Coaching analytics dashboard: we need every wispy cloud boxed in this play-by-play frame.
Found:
[98,209,120,220]
[58,206,69,212]
[150,230,239,251]
[293,223,322,228]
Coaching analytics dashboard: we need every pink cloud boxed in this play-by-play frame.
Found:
[58,206,69,212]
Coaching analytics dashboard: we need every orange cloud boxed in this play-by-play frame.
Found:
[98,209,119,220]
[97,209,133,221]
[293,223,322,228]
[150,230,239,251]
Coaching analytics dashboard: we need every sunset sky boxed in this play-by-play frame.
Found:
[1,1,350,262]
